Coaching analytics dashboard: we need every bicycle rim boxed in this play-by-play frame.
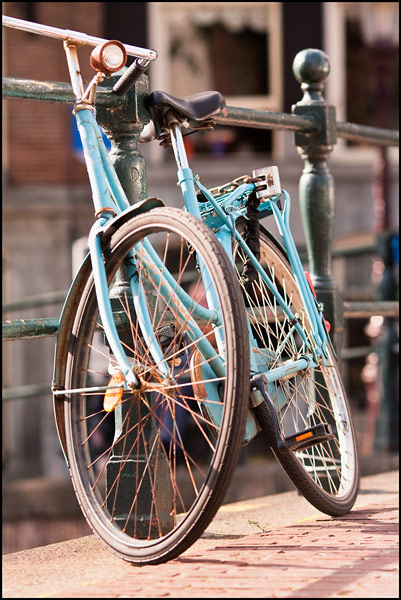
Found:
[234,229,359,515]
[64,208,249,564]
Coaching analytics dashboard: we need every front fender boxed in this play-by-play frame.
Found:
[52,196,164,464]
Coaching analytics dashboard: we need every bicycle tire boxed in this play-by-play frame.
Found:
[63,207,250,564]
[234,228,359,516]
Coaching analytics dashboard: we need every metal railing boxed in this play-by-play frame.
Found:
[3,48,399,410]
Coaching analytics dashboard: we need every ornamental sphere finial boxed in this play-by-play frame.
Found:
[293,48,330,85]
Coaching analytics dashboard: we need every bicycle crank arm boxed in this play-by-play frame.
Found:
[251,372,335,452]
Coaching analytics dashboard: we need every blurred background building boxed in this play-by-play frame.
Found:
[2,2,399,552]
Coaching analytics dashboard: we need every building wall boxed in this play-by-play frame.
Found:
[3,2,102,185]
[3,2,104,480]
[2,2,399,483]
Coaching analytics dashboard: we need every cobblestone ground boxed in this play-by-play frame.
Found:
[3,471,399,598]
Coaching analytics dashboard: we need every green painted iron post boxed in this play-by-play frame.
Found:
[375,233,399,452]
[95,71,150,203]
[94,72,173,536]
[292,49,343,352]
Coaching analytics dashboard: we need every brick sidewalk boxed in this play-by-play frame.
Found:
[38,500,400,598]
[3,471,398,598]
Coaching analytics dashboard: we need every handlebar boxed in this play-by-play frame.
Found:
[2,15,158,61]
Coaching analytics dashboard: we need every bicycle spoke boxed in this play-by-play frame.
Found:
[234,230,357,509]
[64,209,249,562]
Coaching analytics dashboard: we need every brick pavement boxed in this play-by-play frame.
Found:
[3,471,398,598]
[54,501,399,598]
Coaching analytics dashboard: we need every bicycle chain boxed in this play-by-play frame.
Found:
[208,175,265,198]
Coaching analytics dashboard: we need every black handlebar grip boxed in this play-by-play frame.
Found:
[113,58,149,96]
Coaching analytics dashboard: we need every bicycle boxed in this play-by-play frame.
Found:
[3,15,359,565]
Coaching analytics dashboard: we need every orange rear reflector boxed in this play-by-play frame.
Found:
[295,431,314,442]
[104,373,124,412]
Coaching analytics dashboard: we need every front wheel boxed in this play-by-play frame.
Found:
[63,208,250,564]
[234,228,359,516]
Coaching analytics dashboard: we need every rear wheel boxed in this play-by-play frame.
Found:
[234,228,359,516]
[64,208,249,564]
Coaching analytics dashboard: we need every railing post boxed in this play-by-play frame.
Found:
[375,232,399,452]
[95,71,150,204]
[292,49,343,352]
[92,73,174,536]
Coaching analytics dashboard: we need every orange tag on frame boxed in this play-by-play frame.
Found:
[104,372,124,412]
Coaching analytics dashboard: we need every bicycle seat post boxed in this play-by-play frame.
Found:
[167,113,189,171]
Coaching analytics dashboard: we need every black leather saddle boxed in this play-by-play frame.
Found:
[146,90,226,139]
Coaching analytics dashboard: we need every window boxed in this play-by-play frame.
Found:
[345,7,399,136]
[324,2,399,159]
[148,2,282,157]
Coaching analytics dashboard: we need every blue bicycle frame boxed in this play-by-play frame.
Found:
[57,43,334,447]
[167,122,331,374]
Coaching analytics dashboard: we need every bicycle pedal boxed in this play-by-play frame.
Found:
[282,423,335,452]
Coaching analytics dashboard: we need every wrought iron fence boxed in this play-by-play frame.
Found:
[3,48,399,423]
